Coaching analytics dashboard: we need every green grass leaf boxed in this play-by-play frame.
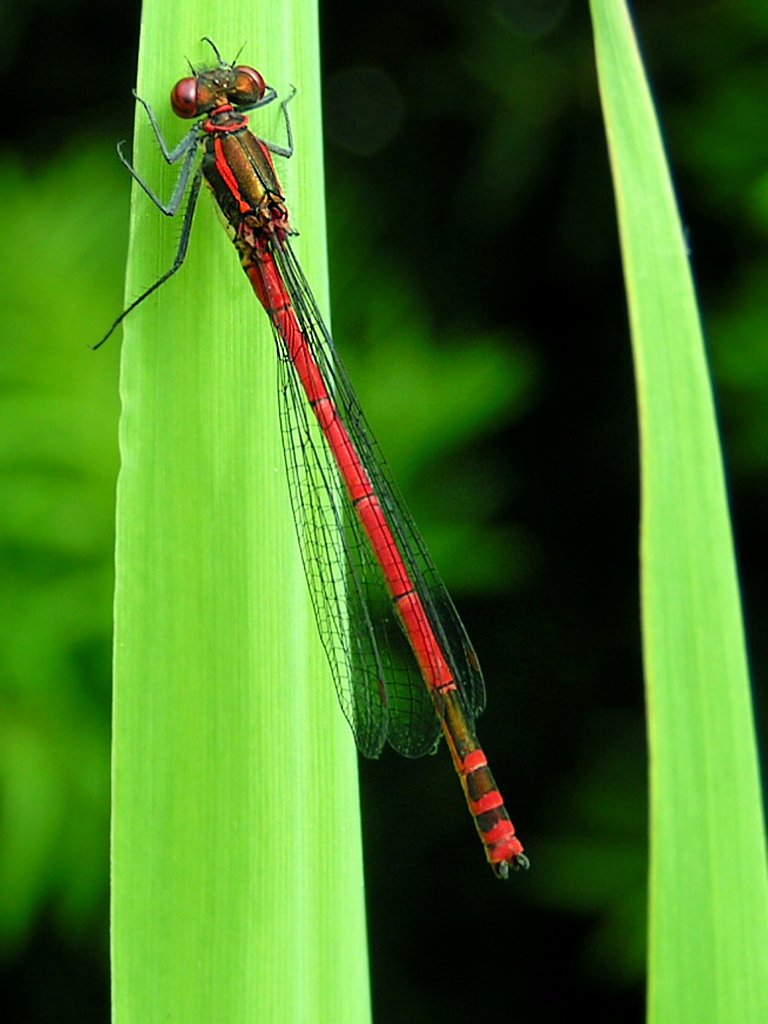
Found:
[589,4,768,1023]
[111,5,371,1022]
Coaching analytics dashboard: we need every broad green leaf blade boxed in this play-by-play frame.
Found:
[111,4,371,1023]
[589,4,768,1024]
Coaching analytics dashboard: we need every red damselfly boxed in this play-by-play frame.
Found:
[99,39,528,878]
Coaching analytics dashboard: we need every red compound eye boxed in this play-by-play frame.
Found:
[229,65,266,105]
[171,77,200,118]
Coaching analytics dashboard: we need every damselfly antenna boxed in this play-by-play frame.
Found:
[200,36,226,65]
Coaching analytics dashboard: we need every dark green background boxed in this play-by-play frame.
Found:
[1,1,766,1020]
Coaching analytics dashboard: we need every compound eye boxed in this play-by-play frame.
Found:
[229,65,266,105]
[171,77,200,118]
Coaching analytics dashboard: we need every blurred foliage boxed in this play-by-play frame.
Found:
[0,1,766,1022]
[0,144,123,949]
[0,142,123,1017]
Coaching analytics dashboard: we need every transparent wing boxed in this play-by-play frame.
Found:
[269,241,486,759]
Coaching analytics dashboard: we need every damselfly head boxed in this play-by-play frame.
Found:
[171,64,267,119]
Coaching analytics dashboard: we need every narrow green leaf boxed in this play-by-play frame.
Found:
[589,4,768,1023]
[111,4,371,1023]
